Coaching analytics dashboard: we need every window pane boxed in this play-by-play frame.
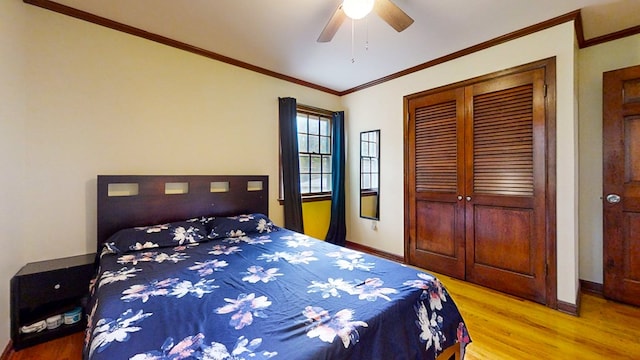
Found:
[298,134,308,152]
[297,115,307,133]
[320,119,330,136]
[362,158,370,173]
[372,174,378,189]
[299,154,310,173]
[371,158,378,173]
[320,136,330,154]
[361,141,369,156]
[361,132,367,141]
[311,155,322,173]
[310,174,322,193]
[369,143,377,157]
[322,156,331,172]
[300,174,310,193]
[309,135,320,153]
[322,173,332,192]
[362,174,370,189]
[308,116,320,135]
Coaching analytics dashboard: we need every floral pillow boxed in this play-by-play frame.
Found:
[208,213,278,239]
[105,217,213,254]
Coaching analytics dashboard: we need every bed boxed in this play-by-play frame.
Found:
[84,175,470,360]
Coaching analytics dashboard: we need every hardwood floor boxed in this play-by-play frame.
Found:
[4,332,83,360]
[5,274,640,360]
[438,273,640,359]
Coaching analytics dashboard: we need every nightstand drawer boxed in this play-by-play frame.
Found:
[18,265,93,308]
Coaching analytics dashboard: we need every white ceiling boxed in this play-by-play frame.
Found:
[47,0,640,93]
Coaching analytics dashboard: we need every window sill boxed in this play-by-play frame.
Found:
[278,194,332,205]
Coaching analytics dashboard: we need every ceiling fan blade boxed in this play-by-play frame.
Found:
[317,4,346,42]
[374,0,414,32]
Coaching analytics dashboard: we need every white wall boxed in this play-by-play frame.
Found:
[343,22,581,305]
[0,2,340,348]
[0,0,28,351]
[578,33,640,284]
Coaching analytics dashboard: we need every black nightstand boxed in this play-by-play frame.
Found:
[10,253,96,350]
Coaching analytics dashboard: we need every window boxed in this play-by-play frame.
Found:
[296,107,332,196]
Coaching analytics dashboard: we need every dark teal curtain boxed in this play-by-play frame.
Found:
[278,97,304,233]
[325,111,346,245]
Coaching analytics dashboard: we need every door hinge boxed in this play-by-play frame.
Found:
[545,262,548,276]
[606,258,615,270]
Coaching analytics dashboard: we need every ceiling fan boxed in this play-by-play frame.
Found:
[317,0,414,43]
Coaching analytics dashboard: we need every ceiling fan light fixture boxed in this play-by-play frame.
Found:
[342,0,375,20]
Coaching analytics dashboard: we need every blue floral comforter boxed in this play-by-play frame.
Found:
[84,215,470,360]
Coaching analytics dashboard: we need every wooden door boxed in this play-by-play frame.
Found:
[464,69,548,304]
[405,62,551,304]
[406,88,466,279]
[603,64,640,306]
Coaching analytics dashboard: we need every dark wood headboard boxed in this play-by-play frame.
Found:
[97,175,269,247]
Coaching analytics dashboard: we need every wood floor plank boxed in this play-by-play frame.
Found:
[5,274,640,359]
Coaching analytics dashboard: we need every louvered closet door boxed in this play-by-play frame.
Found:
[464,69,547,303]
[406,88,466,279]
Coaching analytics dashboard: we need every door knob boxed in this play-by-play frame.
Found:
[457,195,463,201]
[466,196,472,201]
[606,194,621,204]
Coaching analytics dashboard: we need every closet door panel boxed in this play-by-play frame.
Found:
[465,69,547,303]
[416,200,457,256]
[473,206,533,275]
[407,88,466,279]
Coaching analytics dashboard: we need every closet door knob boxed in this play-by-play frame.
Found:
[457,195,463,201]
[466,196,472,201]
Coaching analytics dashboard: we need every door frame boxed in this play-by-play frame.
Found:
[403,57,557,309]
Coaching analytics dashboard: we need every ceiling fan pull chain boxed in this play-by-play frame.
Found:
[365,17,369,51]
[351,19,356,63]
